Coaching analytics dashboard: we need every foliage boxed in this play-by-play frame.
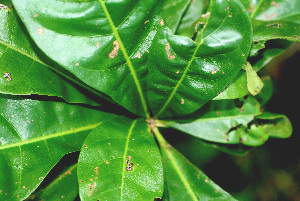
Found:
[0,0,298,200]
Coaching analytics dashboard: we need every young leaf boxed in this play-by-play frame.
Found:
[163,97,262,144]
[77,117,163,201]
[154,128,236,201]
[243,62,264,96]
[148,0,252,118]
[11,0,162,117]
[256,112,293,138]
[0,2,102,106]
[0,95,116,201]
[213,70,248,100]
[26,163,79,201]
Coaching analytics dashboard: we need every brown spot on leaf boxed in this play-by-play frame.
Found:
[181,99,184,104]
[160,19,164,26]
[267,23,282,28]
[109,40,120,58]
[33,13,38,17]
[212,70,217,74]
[106,161,110,164]
[64,170,72,176]
[144,20,149,24]
[37,28,44,35]
[248,3,255,13]
[271,1,280,7]
[201,12,210,19]
[88,183,97,197]
[94,167,99,175]
[263,12,277,20]
[137,53,141,58]
[165,43,176,60]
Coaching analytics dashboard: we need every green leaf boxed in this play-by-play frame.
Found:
[248,0,300,57]
[26,163,78,201]
[176,0,209,38]
[251,40,292,71]
[255,75,273,105]
[250,0,300,23]
[154,128,236,201]
[233,124,269,146]
[252,19,300,42]
[77,117,163,201]
[0,95,116,201]
[213,70,248,100]
[148,0,252,118]
[163,97,262,144]
[243,62,264,96]
[0,2,103,106]
[12,0,162,117]
[162,0,191,34]
[256,112,293,138]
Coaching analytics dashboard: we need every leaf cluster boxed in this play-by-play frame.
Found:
[0,0,298,200]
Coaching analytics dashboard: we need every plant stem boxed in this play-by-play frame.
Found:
[98,0,150,119]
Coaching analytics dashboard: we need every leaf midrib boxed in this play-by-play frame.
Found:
[120,119,137,200]
[97,0,150,119]
[0,123,99,150]
[153,127,198,201]
[167,112,262,125]
[0,41,104,98]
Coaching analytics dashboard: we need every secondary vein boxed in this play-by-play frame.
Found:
[97,0,150,119]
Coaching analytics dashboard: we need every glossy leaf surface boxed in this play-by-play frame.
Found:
[252,20,300,42]
[26,163,79,201]
[12,0,162,117]
[162,0,191,33]
[0,2,101,106]
[154,129,236,201]
[164,97,262,144]
[77,117,163,201]
[176,0,208,38]
[148,0,252,118]
[0,95,116,201]
[251,0,300,23]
